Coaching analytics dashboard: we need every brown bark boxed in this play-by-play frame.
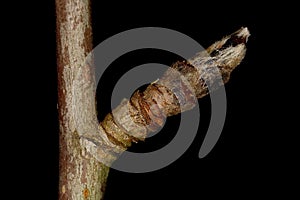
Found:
[96,27,250,158]
[56,0,108,199]
[79,28,250,168]
[56,0,249,198]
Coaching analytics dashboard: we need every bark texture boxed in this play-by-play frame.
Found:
[56,0,249,197]
[56,0,109,199]
[86,27,250,166]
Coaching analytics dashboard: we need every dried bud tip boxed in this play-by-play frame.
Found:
[206,27,250,57]
[233,27,250,45]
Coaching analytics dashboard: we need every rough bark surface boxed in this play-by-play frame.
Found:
[56,0,109,199]
[85,27,250,166]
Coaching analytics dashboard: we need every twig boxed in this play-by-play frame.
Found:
[83,27,250,165]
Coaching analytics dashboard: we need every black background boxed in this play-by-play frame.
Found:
[12,1,296,199]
